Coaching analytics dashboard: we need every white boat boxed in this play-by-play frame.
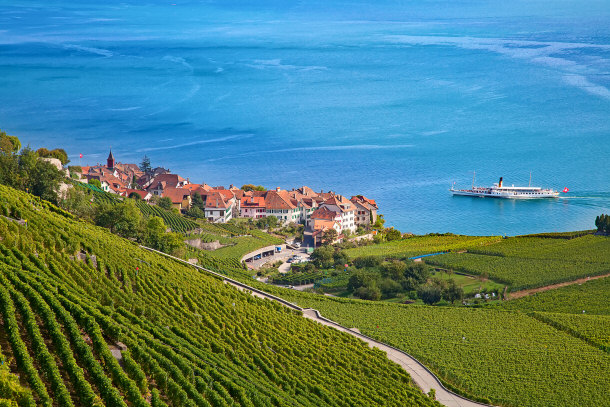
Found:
[450,175,561,199]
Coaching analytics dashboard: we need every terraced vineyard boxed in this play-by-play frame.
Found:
[0,185,440,407]
[344,235,501,260]
[134,200,199,233]
[427,235,610,290]
[276,292,610,407]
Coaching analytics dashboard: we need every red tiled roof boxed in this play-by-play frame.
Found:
[147,174,182,190]
[205,192,230,209]
[310,206,339,220]
[210,189,235,201]
[240,196,265,208]
[162,187,191,204]
[264,190,296,210]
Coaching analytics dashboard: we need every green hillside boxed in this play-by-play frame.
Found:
[0,185,439,407]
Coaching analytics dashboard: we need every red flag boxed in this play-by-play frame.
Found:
[562,187,569,193]
[79,153,83,158]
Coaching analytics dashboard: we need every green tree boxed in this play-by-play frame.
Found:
[322,228,338,245]
[144,216,166,249]
[443,279,464,304]
[0,130,21,153]
[60,187,94,220]
[310,245,335,269]
[88,178,102,189]
[94,201,142,238]
[140,155,152,175]
[353,284,381,301]
[417,284,442,305]
[37,148,69,165]
[191,192,204,210]
[128,192,142,200]
[157,197,173,210]
[385,227,402,241]
[373,214,385,229]
[241,184,266,191]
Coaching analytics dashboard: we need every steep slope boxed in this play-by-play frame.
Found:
[0,185,439,407]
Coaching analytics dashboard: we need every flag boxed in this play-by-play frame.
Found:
[562,187,569,193]
[79,153,83,158]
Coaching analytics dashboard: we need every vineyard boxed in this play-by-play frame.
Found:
[275,291,610,407]
[530,312,610,352]
[0,184,442,406]
[502,276,610,315]
[134,200,199,234]
[427,235,610,290]
[344,235,501,260]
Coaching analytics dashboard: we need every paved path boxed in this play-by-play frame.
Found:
[141,246,493,407]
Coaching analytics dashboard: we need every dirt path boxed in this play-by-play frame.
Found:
[507,273,610,300]
[142,245,494,407]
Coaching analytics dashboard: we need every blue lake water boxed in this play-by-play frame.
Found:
[1,0,609,235]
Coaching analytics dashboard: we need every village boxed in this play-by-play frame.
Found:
[76,150,380,247]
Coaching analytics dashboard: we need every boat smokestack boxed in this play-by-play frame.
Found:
[499,177,503,188]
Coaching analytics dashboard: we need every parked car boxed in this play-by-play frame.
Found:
[293,242,301,248]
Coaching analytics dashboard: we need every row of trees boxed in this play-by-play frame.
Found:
[595,214,610,234]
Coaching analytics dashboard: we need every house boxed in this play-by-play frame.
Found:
[311,220,341,246]
[208,189,239,218]
[240,196,266,219]
[265,188,301,224]
[350,195,379,226]
[147,173,188,196]
[203,191,234,223]
[162,187,192,211]
[318,195,357,234]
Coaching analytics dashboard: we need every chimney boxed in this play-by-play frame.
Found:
[499,177,503,188]
[276,187,281,192]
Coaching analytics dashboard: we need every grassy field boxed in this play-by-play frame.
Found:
[344,235,501,259]
[275,291,610,407]
[432,271,504,296]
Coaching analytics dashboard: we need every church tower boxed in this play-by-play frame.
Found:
[107,149,115,170]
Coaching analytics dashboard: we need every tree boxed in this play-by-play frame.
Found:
[595,214,610,234]
[36,148,69,165]
[140,155,152,175]
[157,197,173,210]
[353,285,381,301]
[417,284,442,305]
[310,245,334,269]
[443,279,464,304]
[191,193,204,210]
[61,188,94,220]
[385,227,401,241]
[19,148,64,204]
[128,192,142,200]
[322,228,338,245]
[373,214,385,229]
[89,178,102,189]
[0,130,21,154]
[144,216,166,248]
[241,184,266,192]
[94,201,142,239]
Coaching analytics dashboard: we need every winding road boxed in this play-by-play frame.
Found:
[141,246,493,407]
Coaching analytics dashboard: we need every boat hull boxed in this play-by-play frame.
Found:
[451,190,559,199]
